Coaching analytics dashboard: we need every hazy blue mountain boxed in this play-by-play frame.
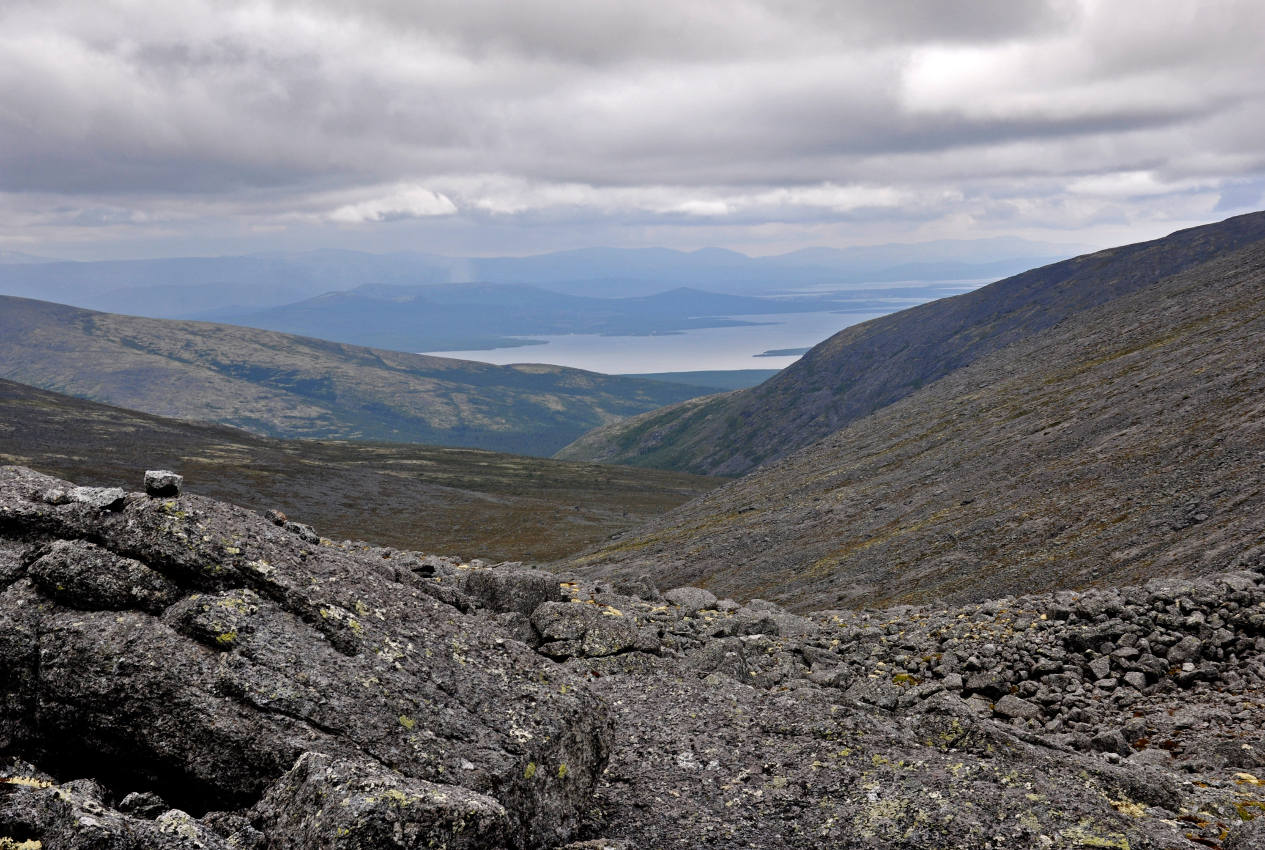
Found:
[204,284,849,352]
[0,239,1084,319]
[0,250,54,264]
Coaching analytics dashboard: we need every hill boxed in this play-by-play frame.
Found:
[0,296,713,456]
[0,378,718,561]
[557,211,1265,475]
[568,223,1265,610]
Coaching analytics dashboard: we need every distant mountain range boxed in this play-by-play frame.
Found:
[0,239,1080,320]
[0,378,718,562]
[558,211,1265,475]
[202,285,851,352]
[567,211,1265,610]
[0,296,715,456]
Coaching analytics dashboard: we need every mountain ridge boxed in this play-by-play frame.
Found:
[567,220,1265,610]
[557,211,1265,475]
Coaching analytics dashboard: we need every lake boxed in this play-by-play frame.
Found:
[422,281,983,374]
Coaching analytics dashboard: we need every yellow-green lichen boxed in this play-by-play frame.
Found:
[398,715,416,730]
[524,762,537,779]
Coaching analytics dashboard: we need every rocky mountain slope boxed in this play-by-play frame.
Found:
[557,210,1265,475]
[0,296,711,456]
[0,378,718,562]
[2,466,1264,848]
[568,222,1265,611]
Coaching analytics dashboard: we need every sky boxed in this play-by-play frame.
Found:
[2,0,1264,261]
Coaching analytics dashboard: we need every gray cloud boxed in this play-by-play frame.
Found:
[0,0,1262,257]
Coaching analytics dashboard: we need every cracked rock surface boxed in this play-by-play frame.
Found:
[0,466,609,849]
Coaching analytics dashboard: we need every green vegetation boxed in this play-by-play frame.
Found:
[0,296,714,457]
[0,379,720,562]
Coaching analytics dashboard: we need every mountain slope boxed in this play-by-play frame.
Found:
[0,378,718,561]
[568,229,1265,611]
[0,296,712,456]
[557,211,1265,475]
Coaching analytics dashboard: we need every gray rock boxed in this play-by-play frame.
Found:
[1224,817,1265,850]
[0,465,610,849]
[1167,634,1204,665]
[994,694,1043,721]
[1087,655,1112,681]
[532,600,640,659]
[253,752,508,850]
[143,469,183,497]
[27,539,181,614]
[69,485,127,511]
[1090,728,1132,757]
[465,566,562,618]
[664,585,717,614]
[612,574,661,601]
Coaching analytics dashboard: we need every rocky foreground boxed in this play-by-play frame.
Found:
[2,466,1264,849]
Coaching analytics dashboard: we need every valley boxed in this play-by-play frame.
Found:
[0,378,719,562]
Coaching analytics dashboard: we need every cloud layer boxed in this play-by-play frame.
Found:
[2,0,1263,257]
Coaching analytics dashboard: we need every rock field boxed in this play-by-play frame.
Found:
[3,466,1265,848]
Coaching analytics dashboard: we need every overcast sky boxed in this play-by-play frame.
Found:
[2,0,1264,260]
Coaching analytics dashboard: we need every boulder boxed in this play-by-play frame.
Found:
[531,601,641,659]
[663,586,717,614]
[0,465,610,849]
[143,469,184,498]
[253,752,509,850]
[464,567,563,618]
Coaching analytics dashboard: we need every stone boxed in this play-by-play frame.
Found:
[663,585,717,614]
[1090,728,1132,757]
[1122,670,1147,690]
[143,469,184,497]
[68,485,127,511]
[118,790,170,818]
[282,520,320,543]
[27,539,181,614]
[465,566,562,618]
[253,752,509,850]
[994,694,1043,721]
[0,465,610,849]
[532,600,640,659]
[612,574,661,601]
[1087,655,1112,681]
[1167,634,1204,665]
[1224,818,1265,850]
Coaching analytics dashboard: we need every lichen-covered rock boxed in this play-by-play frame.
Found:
[27,539,181,613]
[253,752,509,850]
[0,770,232,849]
[531,601,640,659]
[0,466,610,849]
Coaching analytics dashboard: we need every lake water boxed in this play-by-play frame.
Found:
[422,281,984,374]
